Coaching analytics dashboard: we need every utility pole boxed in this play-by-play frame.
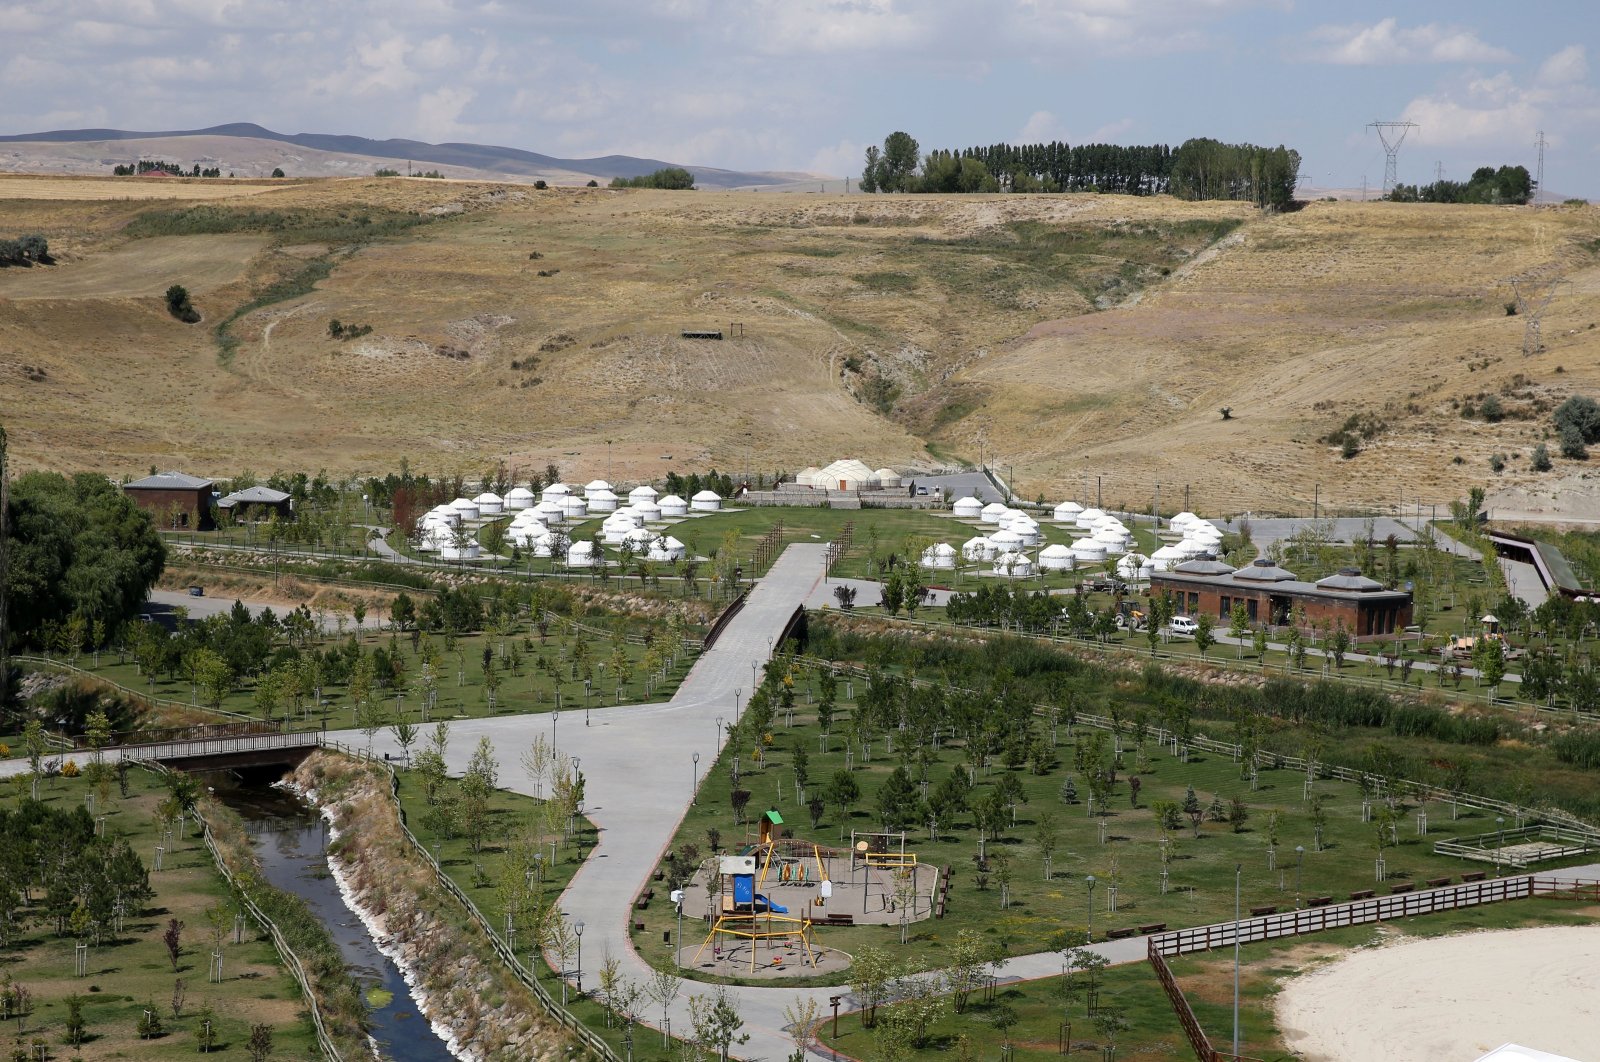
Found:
[1434,161,1444,184]
[1534,131,1547,205]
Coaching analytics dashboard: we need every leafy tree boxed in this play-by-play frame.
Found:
[1228,602,1249,657]
[247,1022,274,1062]
[165,284,200,323]
[163,918,184,971]
[827,769,860,830]
[270,167,285,178]
[1193,612,1215,658]
[1532,443,1553,472]
[689,987,749,1062]
[876,766,922,830]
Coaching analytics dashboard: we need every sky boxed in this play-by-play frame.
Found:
[1,0,1597,194]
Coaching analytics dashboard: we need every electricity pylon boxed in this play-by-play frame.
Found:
[1368,121,1418,194]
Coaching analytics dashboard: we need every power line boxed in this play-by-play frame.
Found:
[1367,121,1419,193]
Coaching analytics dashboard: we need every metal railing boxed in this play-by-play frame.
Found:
[13,654,258,724]
[1434,825,1599,867]
[320,740,619,1062]
[118,730,321,765]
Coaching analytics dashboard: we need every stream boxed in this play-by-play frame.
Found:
[219,781,459,1062]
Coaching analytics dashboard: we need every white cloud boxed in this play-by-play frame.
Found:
[1309,18,1513,65]
[807,138,864,179]
[415,85,475,141]
[1398,47,1600,151]
[1539,45,1588,86]
[1018,110,1067,144]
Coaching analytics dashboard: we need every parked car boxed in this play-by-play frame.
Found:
[187,585,205,597]
[1168,616,1199,637]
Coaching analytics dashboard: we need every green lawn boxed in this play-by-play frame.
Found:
[818,896,1600,1062]
[0,767,320,1060]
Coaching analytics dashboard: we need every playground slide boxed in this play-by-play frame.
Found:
[754,893,788,914]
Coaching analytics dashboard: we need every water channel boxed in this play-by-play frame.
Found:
[220,779,459,1062]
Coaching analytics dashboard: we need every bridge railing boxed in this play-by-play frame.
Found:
[117,730,321,764]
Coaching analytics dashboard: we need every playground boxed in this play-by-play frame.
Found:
[674,817,940,977]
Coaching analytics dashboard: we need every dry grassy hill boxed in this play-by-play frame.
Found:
[1,173,1596,512]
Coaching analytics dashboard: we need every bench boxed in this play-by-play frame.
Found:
[825,914,854,926]
[1249,905,1277,917]
[1349,889,1376,900]
[1389,883,1415,894]
[653,870,665,881]
[635,897,650,910]
[1105,928,1137,940]
[633,921,645,932]
[1307,896,1333,908]
[1461,871,1487,883]
[1137,923,1167,935]
[1426,877,1452,888]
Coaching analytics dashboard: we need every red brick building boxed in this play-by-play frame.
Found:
[123,471,215,530]
[1151,557,1412,641]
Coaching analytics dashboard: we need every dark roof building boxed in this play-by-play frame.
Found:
[217,485,294,521]
[1151,557,1412,640]
[123,470,215,530]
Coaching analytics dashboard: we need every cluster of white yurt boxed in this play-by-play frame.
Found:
[919,542,957,570]
[1053,500,1084,524]
[505,486,536,511]
[1039,543,1075,571]
[601,509,644,543]
[999,510,1042,546]
[542,482,572,504]
[952,496,984,519]
[962,535,997,562]
[994,551,1036,578]
[659,494,689,517]
[1116,553,1154,582]
[648,535,687,563]
[585,480,618,512]
[691,489,722,512]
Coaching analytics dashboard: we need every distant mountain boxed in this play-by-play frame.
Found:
[0,123,809,188]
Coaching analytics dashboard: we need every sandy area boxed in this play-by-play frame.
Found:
[1275,926,1600,1062]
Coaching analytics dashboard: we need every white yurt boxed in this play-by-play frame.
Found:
[1094,525,1131,547]
[1178,540,1211,559]
[601,520,633,545]
[962,536,996,562]
[473,491,504,515]
[586,488,619,513]
[559,495,588,520]
[426,504,460,526]
[990,528,1024,551]
[1093,514,1126,532]
[1053,500,1084,524]
[528,531,557,558]
[648,535,687,563]
[874,468,902,489]
[565,541,596,568]
[628,485,659,506]
[584,479,612,494]
[814,459,877,491]
[979,502,1010,525]
[952,496,984,519]
[658,494,689,518]
[1039,543,1075,571]
[441,537,481,561]
[920,543,957,570]
[1117,553,1153,582]
[994,551,1036,578]
[622,526,657,550]
[541,482,572,503]
[795,466,821,489]
[1170,511,1199,534]
[504,487,536,511]
[449,497,480,521]
[1150,544,1187,571]
[635,499,663,522]
[609,507,644,527]
[414,526,446,552]
[1093,531,1129,556]
[1009,518,1043,547]
[1071,539,1108,564]
[691,490,723,512]
[1075,507,1106,530]
[534,499,565,524]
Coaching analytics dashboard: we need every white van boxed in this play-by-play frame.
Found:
[1168,616,1200,637]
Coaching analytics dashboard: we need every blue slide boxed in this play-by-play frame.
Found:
[753,893,788,914]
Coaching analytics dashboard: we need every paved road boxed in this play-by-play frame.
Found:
[1218,517,1420,551]
[144,590,386,632]
[911,470,1004,505]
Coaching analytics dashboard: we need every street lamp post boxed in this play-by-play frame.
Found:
[1233,863,1242,1058]
[751,662,758,687]
[692,752,700,804]
[734,688,742,723]
[1496,816,1506,877]
[574,919,585,994]
[1295,845,1305,908]
[552,709,559,746]
[715,716,723,751]
[1085,875,1097,943]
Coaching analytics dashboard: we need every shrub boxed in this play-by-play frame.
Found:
[533,180,548,190]
[1554,396,1600,442]
[586,179,598,187]
[1480,395,1505,422]
[270,167,285,178]
[1560,424,1589,460]
[164,284,200,323]
[1340,436,1359,459]
[1505,301,1519,316]
[1532,443,1553,471]
[1489,453,1506,472]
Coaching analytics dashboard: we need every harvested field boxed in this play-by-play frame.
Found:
[0,173,294,200]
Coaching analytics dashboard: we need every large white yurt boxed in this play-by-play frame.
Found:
[473,491,504,515]
[1093,531,1129,556]
[874,468,902,489]
[989,528,1024,551]
[541,482,572,503]
[441,537,481,561]
[414,526,447,552]
[648,535,687,563]
[1117,553,1153,582]
[658,494,689,518]
[504,487,536,511]
[534,499,565,524]
[952,496,984,519]
[691,490,722,512]
[979,502,1010,525]
[528,531,557,558]
[565,541,595,568]
[1009,518,1043,547]
[1053,500,1084,524]
[586,488,619,513]
[1039,543,1075,571]
[1071,539,1108,564]
[814,459,877,491]
[795,466,821,488]
[449,497,480,521]
[920,542,957,570]
[1150,544,1187,571]
[994,551,1036,578]
[426,504,460,527]
[601,519,634,545]
[628,485,659,506]
[559,495,588,520]
[1170,511,1199,534]
[962,536,996,562]
[1075,507,1106,530]
[584,479,612,494]
[635,500,663,522]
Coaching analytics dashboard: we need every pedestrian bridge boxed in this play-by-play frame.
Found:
[117,729,323,772]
